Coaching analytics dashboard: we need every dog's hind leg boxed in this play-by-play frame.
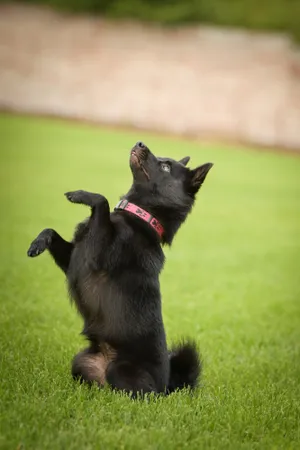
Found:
[106,360,158,398]
[27,228,73,273]
[72,347,108,387]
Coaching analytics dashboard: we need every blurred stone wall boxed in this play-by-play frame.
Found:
[0,3,299,150]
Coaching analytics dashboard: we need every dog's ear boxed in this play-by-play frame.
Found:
[189,163,213,194]
[178,156,190,166]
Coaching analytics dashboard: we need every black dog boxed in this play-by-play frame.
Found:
[27,141,213,397]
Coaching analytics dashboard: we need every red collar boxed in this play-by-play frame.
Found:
[114,199,164,239]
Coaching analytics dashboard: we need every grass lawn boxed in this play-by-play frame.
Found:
[0,114,299,449]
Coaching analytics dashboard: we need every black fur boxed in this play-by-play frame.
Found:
[27,141,213,397]
[168,342,201,393]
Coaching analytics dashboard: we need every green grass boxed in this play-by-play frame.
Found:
[0,114,300,449]
[24,0,300,42]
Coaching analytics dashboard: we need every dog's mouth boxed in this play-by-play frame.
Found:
[130,149,140,166]
[130,149,150,181]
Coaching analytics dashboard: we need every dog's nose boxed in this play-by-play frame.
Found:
[136,141,146,149]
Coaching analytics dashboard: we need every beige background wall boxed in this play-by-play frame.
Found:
[0,3,299,150]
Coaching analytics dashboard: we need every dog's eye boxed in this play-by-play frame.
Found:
[161,163,171,173]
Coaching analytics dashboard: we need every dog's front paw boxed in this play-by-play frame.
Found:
[27,229,53,257]
[27,238,48,257]
[64,190,86,204]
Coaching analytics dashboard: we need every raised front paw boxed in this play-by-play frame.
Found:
[64,190,87,205]
[27,229,53,257]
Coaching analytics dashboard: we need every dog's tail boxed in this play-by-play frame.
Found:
[167,340,201,394]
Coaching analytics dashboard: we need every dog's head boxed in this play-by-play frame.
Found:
[125,141,213,244]
[129,141,213,203]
